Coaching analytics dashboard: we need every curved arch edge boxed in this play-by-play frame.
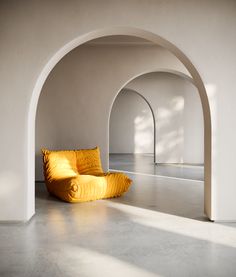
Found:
[28,26,212,220]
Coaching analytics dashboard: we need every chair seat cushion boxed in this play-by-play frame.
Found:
[46,172,132,203]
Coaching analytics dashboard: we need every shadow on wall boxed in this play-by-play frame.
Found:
[125,72,204,165]
[156,95,185,162]
[110,89,187,162]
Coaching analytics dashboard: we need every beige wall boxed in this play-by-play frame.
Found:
[1,0,236,221]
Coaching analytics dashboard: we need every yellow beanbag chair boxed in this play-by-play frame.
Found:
[42,147,132,202]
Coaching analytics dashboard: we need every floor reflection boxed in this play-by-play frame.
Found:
[109,153,204,181]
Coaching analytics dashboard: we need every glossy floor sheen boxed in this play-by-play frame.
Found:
[1,174,236,277]
[110,153,204,181]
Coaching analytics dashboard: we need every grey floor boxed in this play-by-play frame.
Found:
[1,171,236,276]
[110,153,204,181]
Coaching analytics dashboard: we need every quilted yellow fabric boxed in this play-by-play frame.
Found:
[42,147,103,179]
[44,173,132,203]
[76,147,103,175]
[42,149,78,184]
[42,148,132,202]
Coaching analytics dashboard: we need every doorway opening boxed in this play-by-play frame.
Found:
[109,72,204,182]
[109,88,156,166]
[31,28,211,220]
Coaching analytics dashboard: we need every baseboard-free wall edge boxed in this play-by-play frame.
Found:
[0,214,35,224]
[109,169,203,183]
[109,153,153,154]
[155,163,204,168]
[0,220,27,224]
[213,220,236,223]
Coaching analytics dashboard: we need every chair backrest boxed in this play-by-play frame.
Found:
[42,149,78,183]
[75,147,103,175]
[42,147,104,183]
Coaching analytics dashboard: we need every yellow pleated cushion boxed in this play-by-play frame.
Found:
[42,147,103,181]
[46,172,132,203]
[75,147,103,175]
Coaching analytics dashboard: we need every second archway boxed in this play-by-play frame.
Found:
[109,71,204,181]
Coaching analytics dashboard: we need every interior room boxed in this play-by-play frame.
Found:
[1,1,236,276]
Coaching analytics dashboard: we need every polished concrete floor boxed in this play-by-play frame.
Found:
[110,153,204,181]
[1,173,236,276]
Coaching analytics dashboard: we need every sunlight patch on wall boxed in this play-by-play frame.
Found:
[0,171,20,200]
[134,111,153,153]
[156,96,185,163]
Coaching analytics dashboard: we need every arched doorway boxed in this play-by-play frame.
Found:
[30,27,211,219]
[109,72,204,182]
[109,88,156,165]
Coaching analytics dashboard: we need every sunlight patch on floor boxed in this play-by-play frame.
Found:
[64,246,160,277]
[107,201,236,248]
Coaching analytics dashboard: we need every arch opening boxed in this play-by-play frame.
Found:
[30,27,212,220]
[109,88,157,164]
[108,71,204,182]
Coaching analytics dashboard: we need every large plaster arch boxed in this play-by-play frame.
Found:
[29,27,212,220]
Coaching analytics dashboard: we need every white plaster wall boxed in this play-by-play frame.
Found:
[0,0,236,220]
[125,72,204,164]
[109,90,154,154]
[36,44,187,181]
[183,85,204,164]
